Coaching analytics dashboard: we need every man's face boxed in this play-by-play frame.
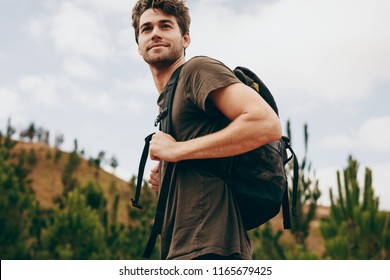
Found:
[138,8,190,67]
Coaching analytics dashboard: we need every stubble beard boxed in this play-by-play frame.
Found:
[143,44,184,68]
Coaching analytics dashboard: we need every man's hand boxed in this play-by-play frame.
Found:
[148,163,160,191]
[149,131,181,162]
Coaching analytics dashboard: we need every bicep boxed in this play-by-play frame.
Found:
[208,82,276,121]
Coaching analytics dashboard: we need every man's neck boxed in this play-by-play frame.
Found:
[149,57,186,93]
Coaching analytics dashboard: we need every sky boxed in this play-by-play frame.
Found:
[1,0,389,210]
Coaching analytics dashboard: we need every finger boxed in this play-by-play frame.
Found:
[150,154,160,161]
[148,179,159,189]
[148,175,158,184]
[150,171,158,181]
[148,173,159,185]
[151,164,160,173]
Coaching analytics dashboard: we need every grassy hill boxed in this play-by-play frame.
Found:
[13,140,136,225]
[13,140,329,257]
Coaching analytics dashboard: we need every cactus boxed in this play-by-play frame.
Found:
[320,156,390,259]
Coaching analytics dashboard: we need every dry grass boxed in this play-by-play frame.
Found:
[13,141,133,225]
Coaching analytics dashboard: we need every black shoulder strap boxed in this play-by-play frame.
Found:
[155,65,184,133]
[279,135,299,229]
[143,162,176,258]
[282,136,299,218]
[234,66,279,116]
[131,65,184,259]
[131,133,155,209]
[143,65,183,258]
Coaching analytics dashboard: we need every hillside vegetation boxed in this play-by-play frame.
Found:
[1,121,389,260]
[13,141,134,225]
[18,139,329,245]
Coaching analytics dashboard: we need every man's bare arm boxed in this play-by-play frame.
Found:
[149,82,282,162]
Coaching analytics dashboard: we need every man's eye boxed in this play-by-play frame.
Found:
[141,26,152,33]
[162,24,172,29]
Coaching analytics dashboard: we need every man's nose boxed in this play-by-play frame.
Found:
[151,27,162,40]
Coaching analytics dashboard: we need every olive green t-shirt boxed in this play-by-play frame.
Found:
[157,56,252,260]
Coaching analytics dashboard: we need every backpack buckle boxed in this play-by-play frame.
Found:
[154,108,168,127]
[131,198,143,209]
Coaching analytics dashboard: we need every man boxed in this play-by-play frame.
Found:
[132,0,282,260]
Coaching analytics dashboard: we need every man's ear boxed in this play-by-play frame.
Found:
[182,32,191,49]
[138,46,142,55]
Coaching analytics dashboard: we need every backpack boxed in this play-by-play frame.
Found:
[131,64,299,259]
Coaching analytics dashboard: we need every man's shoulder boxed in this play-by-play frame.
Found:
[187,55,218,63]
[183,56,230,73]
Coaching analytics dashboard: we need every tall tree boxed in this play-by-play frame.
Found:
[6,117,15,139]
[39,188,109,259]
[54,133,64,149]
[0,136,36,259]
[26,123,36,142]
[93,151,105,181]
[61,150,81,196]
[110,155,118,175]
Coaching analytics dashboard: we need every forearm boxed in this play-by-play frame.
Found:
[175,113,281,161]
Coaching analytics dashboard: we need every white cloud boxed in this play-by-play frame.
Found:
[319,135,354,151]
[69,86,145,116]
[69,87,115,114]
[14,71,147,117]
[356,116,390,152]
[319,116,390,153]
[117,27,139,60]
[0,87,23,119]
[122,97,145,115]
[71,0,131,14]
[112,77,155,115]
[114,75,155,97]
[27,0,137,69]
[47,2,113,60]
[189,0,390,108]
[27,19,46,39]
[62,57,98,80]
[18,74,62,106]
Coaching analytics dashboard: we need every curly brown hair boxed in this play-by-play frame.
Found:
[132,0,191,44]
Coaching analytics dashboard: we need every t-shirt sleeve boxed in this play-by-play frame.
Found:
[183,56,241,113]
